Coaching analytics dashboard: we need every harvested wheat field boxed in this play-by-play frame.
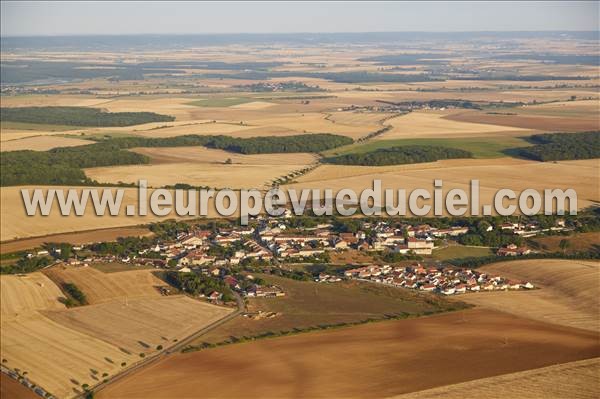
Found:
[84,162,306,189]
[518,99,600,118]
[0,185,245,240]
[325,110,396,126]
[1,268,233,398]
[1,272,66,318]
[130,121,258,137]
[0,119,89,141]
[446,109,599,132]
[376,110,533,140]
[0,136,91,152]
[287,158,599,215]
[0,273,135,398]
[0,186,164,240]
[1,313,133,398]
[45,296,232,355]
[91,97,197,120]
[0,226,152,254]
[460,259,600,332]
[131,146,317,166]
[84,148,316,189]
[397,357,600,399]
[98,308,599,399]
[245,112,381,139]
[42,266,164,304]
[0,95,109,108]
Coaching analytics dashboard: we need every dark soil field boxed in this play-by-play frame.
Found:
[0,373,38,399]
[98,308,600,399]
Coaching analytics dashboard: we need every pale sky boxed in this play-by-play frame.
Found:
[1,1,598,37]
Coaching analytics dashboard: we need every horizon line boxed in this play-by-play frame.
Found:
[2,30,598,38]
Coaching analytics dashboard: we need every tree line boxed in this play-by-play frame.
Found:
[0,106,175,127]
[323,145,472,166]
[92,133,353,154]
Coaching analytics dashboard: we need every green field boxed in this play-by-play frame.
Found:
[323,136,532,158]
[90,262,154,273]
[187,97,256,107]
[432,245,495,261]
[194,273,467,346]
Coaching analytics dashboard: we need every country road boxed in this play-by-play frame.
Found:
[88,292,244,397]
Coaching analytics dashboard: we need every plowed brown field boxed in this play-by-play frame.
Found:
[98,309,600,399]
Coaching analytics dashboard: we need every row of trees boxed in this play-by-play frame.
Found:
[62,283,88,307]
[518,131,600,161]
[324,146,472,166]
[0,106,174,127]
[0,256,51,274]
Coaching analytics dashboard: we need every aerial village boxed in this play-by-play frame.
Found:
[31,214,574,302]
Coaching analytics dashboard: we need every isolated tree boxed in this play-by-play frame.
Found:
[559,239,571,253]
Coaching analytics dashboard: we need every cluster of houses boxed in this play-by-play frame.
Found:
[42,220,474,272]
[222,274,286,299]
[344,263,534,295]
[243,284,286,298]
[499,219,570,238]
[496,243,534,257]
[315,273,343,283]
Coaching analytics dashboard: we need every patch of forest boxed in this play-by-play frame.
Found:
[517,131,600,161]
[0,106,175,127]
[323,145,472,166]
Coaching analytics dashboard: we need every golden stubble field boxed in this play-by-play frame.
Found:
[2,157,597,240]
[84,147,318,189]
[376,110,534,140]
[397,357,600,399]
[0,135,92,151]
[286,157,599,215]
[0,267,232,399]
[1,272,133,398]
[446,99,600,132]
[459,259,600,332]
